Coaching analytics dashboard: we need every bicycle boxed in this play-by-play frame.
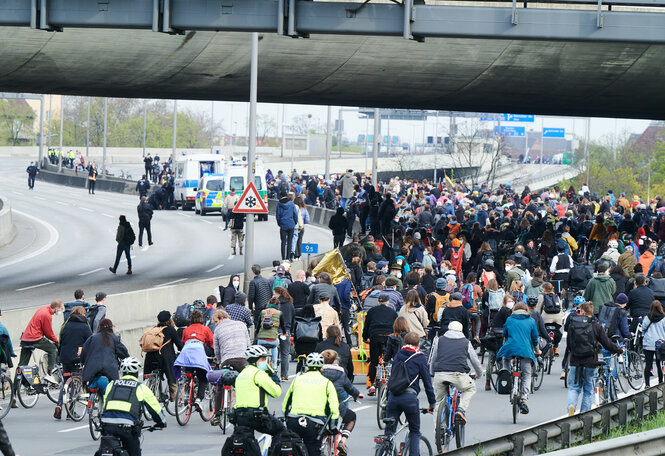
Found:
[596,354,618,406]
[14,346,61,408]
[507,357,526,424]
[216,377,236,434]
[321,397,356,456]
[175,369,214,425]
[434,382,464,453]
[88,384,105,440]
[0,363,14,420]
[97,423,163,456]
[375,358,391,429]
[143,369,175,418]
[62,364,87,421]
[373,409,433,456]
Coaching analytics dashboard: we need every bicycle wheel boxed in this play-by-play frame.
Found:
[376,383,387,429]
[418,436,433,456]
[40,355,62,404]
[455,420,465,449]
[626,350,645,390]
[511,393,518,424]
[563,366,568,388]
[220,388,235,434]
[175,379,192,426]
[434,400,451,454]
[89,393,103,440]
[546,354,553,375]
[615,359,629,394]
[609,376,618,402]
[532,362,544,392]
[199,383,215,421]
[16,377,39,408]
[64,377,87,422]
[489,358,499,392]
[0,374,13,419]
[143,375,157,421]
[597,377,607,405]
[159,374,175,416]
[321,436,333,456]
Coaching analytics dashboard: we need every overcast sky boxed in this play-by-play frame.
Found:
[179,100,655,146]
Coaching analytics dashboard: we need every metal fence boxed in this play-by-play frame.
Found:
[443,383,665,456]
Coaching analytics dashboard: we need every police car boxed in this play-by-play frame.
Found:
[194,174,225,215]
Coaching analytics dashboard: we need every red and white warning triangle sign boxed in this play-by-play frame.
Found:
[232,181,269,214]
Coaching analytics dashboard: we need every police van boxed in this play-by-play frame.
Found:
[194,174,225,215]
[174,153,225,210]
[224,157,268,221]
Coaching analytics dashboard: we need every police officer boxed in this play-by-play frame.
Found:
[26,161,38,189]
[282,352,339,456]
[136,174,151,198]
[99,357,165,456]
[137,196,154,247]
[233,345,284,454]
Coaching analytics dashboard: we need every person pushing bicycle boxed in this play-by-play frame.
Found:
[98,357,166,456]
[430,321,482,425]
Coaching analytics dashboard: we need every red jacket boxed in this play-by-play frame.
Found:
[22,305,58,343]
[182,323,214,348]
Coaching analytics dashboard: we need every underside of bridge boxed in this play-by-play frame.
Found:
[1,27,663,119]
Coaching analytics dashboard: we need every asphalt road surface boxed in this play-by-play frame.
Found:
[1,349,582,456]
[0,158,332,308]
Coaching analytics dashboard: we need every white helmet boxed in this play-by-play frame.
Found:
[608,240,618,249]
[119,357,142,375]
[245,345,269,362]
[306,352,324,368]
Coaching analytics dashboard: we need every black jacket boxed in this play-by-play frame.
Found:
[221,275,240,307]
[59,314,92,366]
[628,285,655,318]
[144,324,182,383]
[565,315,621,368]
[362,305,398,340]
[137,201,153,221]
[315,337,354,381]
[383,331,406,363]
[279,298,296,334]
[80,333,130,384]
[287,281,310,310]
[328,213,348,236]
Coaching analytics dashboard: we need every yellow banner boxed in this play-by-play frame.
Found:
[445,174,455,188]
[312,248,348,285]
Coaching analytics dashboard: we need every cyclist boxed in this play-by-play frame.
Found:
[18,299,64,384]
[430,321,482,425]
[144,311,182,402]
[363,293,398,396]
[174,309,213,410]
[496,303,539,415]
[565,301,622,415]
[99,357,166,456]
[535,282,564,357]
[55,305,92,420]
[81,318,129,392]
[385,332,436,456]
[283,352,339,456]
[321,349,364,455]
[233,345,284,454]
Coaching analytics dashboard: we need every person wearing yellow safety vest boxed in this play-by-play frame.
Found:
[283,352,340,456]
[233,345,284,454]
[99,357,166,456]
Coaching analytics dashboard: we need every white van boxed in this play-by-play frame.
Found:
[174,154,225,210]
[223,158,268,221]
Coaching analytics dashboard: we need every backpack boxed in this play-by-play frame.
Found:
[86,305,103,330]
[294,317,320,343]
[496,368,512,395]
[363,292,380,310]
[649,278,665,299]
[487,289,504,311]
[542,294,561,314]
[262,312,276,330]
[429,293,449,323]
[360,273,375,292]
[520,269,532,290]
[509,291,525,305]
[139,327,166,353]
[569,264,590,287]
[201,307,216,333]
[655,339,665,358]
[460,284,473,309]
[598,305,620,337]
[481,269,496,287]
[173,303,192,327]
[277,429,308,456]
[556,238,571,256]
[272,275,287,291]
[568,315,597,359]
[221,426,262,456]
[449,247,463,278]
[123,224,136,245]
[387,352,419,395]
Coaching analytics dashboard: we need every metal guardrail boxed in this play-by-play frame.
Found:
[546,426,665,456]
[443,383,665,456]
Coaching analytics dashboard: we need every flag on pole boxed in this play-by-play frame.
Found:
[312,248,348,285]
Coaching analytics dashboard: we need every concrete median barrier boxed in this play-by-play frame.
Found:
[0,196,16,248]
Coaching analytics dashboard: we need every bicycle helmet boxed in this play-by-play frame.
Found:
[245,345,269,362]
[220,368,239,386]
[119,357,142,375]
[573,296,586,307]
[305,352,324,369]
[608,239,618,249]
[526,296,539,307]
[192,299,205,308]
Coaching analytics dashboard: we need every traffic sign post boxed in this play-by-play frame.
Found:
[494,126,525,137]
[302,243,318,268]
[543,128,565,138]
[232,181,268,214]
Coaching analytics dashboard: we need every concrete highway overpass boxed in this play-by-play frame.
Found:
[1,0,665,118]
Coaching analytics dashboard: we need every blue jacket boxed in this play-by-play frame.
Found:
[389,347,436,408]
[276,198,298,230]
[497,310,538,365]
[335,279,352,310]
[321,364,359,417]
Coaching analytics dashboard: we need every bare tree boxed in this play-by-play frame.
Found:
[0,99,35,145]
[446,119,497,189]
[257,114,277,143]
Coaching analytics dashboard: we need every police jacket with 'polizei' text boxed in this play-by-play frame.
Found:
[101,375,164,426]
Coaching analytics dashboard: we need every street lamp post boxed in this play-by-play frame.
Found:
[172,100,177,166]
[58,96,64,172]
[244,32,259,291]
[102,97,108,177]
[86,97,91,160]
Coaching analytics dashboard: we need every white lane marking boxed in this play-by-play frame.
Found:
[201,220,212,225]
[58,425,88,433]
[154,278,188,288]
[101,213,114,218]
[0,210,59,270]
[80,207,94,212]
[351,405,372,412]
[12,191,24,196]
[56,201,69,206]
[205,264,224,273]
[16,281,55,291]
[78,267,104,276]
[34,196,45,201]
[95,198,110,202]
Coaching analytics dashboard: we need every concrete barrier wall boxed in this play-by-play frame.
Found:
[0,196,16,248]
